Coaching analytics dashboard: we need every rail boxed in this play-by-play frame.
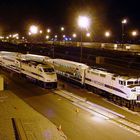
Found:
[54,89,140,136]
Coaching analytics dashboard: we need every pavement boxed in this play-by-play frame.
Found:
[58,80,140,125]
[0,90,67,140]
[0,71,140,140]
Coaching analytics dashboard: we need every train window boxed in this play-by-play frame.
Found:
[119,80,123,85]
[91,72,98,75]
[100,74,106,77]
[44,68,54,72]
[119,81,126,85]
[134,81,139,84]
[123,81,126,86]
[127,81,133,85]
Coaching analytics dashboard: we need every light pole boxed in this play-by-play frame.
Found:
[104,31,111,38]
[28,25,39,43]
[52,35,58,58]
[121,19,127,48]
[104,31,111,44]
[77,16,90,63]
[131,30,138,44]
[29,25,39,35]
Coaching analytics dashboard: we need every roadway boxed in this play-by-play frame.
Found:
[1,71,140,140]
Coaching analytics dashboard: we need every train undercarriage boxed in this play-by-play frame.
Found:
[85,84,140,112]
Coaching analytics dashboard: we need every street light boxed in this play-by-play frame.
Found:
[86,32,91,37]
[39,30,43,34]
[77,15,90,62]
[122,19,127,24]
[29,25,39,35]
[121,18,127,48]
[46,35,49,39]
[131,30,138,37]
[131,30,138,44]
[47,29,51,33]
[72,33,77,38]
[28,32,31,36]
[54,35,58,39]
[104,31,111,38]
[61,27,64,31]
[62,35,66,38]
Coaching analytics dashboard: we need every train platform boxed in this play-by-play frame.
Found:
[0,90,66,140]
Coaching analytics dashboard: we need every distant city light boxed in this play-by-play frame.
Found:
[46,35,49,39]
[47,29,51,33]
[105,31,111,37]
[28,32,31,36]
[126,45,130,49]
[13,34,19,38]
[54,35,58,38]
[63,35,66,38]
[65,37,68,41]
[29,25,39,34]
[0,36,4,39]
[39,30,43,34]
[16,36,19,39]
[61,27,64,31]
[132,30,138,37]
[122,19,127,24]
[114,44,118,49]
[72,33,77,38]
[78,16,90,29]
[86,32,91,37]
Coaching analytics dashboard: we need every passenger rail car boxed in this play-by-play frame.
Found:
[20,54,50,63]
[20,60,57,88]
[47,58,140,111]
[85,68,140,111]
[47,59,89,85]
[0,53,57,89]
[1,51,140,110]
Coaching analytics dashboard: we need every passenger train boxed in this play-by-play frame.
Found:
[0,52,57,88]
[1,51,140,110]
[47,58,140,111]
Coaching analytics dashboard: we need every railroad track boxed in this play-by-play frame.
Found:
[53,89,140,136]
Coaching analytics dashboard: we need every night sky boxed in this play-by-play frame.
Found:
[0,0,139,41]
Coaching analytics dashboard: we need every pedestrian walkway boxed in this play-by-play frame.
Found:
[0,90,66,140]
